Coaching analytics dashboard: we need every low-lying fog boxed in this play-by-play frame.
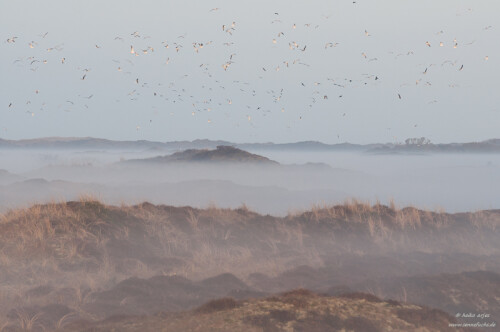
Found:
[1,148,499,215]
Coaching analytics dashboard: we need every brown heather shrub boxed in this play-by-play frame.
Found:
[386,299,402,306]
[279,289,316,309]
[195,297,240,314]
[343,316,381,332]
[268,309,296,323]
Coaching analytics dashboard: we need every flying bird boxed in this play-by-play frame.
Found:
[325,42,339,49]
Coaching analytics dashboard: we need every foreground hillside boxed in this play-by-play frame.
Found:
[0,200,498,330]
[66,290,472,332]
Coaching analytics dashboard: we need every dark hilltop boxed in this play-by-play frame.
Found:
[122,145,280,165]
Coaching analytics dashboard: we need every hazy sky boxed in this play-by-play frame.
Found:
[1,0,499,144]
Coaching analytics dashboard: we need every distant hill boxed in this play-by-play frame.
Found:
[123,145,280,165]
[0,137,367,152]
[0,137,168,150]
[2,136,500,153]
[368,139,500,154]
[239,141,373,151]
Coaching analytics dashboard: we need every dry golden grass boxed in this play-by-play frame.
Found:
[0,198,498,278]
[0,198,498,330]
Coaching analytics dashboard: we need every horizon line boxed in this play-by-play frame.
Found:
[1,136,498,146]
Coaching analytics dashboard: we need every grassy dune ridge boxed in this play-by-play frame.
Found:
[69,290,467,332]
[0,199,498,331]
[1,198,498,262]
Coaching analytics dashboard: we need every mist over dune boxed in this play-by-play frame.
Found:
[0,140,499,215]
[3,0,500,329]
[1,141,497,330]
[1,146,499,329]
[0,199,498,330]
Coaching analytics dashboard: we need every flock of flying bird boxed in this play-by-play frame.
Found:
[2,6,494,140]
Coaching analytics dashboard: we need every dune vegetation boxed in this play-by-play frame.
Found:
[0,198,498,330]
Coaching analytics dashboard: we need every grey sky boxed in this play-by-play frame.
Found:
[1,0,499,144]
